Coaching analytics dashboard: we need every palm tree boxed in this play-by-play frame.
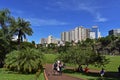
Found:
[5,48,44,73]
[10,17,33,45]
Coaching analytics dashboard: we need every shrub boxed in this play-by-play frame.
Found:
[4,48,43,74]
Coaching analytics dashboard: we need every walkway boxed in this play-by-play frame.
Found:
[44,64,84,80]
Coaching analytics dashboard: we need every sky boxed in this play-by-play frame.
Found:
[0,0,120,43]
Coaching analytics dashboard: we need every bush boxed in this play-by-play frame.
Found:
[4,48,43,74]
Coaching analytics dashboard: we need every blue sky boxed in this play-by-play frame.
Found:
[0,0,120,43]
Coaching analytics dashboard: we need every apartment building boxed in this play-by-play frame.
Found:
[91,26,101,39]
[109,29,120,36]
[61,26,90,42]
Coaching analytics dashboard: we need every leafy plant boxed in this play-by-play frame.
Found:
[5,48,43,74]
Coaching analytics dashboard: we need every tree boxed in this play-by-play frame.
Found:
[10,17,33,45]
[0,9,10,33]
[58,46,109,70]
[32,41,36,45]
[0,9,12,67]
[0,8,34,67]
[5,48,44,73]
[48,43,56,49]
[115,38,120,55]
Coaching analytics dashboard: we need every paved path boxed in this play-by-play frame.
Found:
[44,64,84,80]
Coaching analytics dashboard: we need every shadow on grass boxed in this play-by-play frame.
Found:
[63,69,75,73]
[63,69,120,80]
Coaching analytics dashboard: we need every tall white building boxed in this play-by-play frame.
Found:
[61,32,70,42]
[69,30,75,42]
[74,27,79,42]
[91,26,101,39]
[40,35,59,44]
[61,32,66,42]
[66,32,70,42]
[61,26,90,42]
[47,35,54,44]
[90,32,96,39]
[40,38,47,44]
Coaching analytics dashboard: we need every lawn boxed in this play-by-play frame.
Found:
[44,53,58,64]
[2,54,119,80]
[65,55,120,80]
[0,68,45,80]
[44,54,120,71]
[89,55,120,72]
[0,53,58,80]
[44,54,120,80]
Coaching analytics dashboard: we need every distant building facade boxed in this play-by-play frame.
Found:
[91,26,101,39]
[89,32,96,39]
[61,26,90,42]
[40,38,47,44]
[61,26,101,42]
[109,29,120,36]
[12,35,28,42]
[40,35,60,45]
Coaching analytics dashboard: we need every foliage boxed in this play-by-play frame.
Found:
[99,36,112,46]
[31,40,35,45]
[20,42,36,49]
[64,55,120,80]
[10,17,33,44]
[5,48,43,74]
[0,8,33,67]
[0,29,11,67]
[58,46,109,67]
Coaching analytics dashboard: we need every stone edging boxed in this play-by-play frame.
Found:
[44,69,48,80]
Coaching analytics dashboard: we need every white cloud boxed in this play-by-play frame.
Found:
[10,9,68,26]
[95,13,108,22]
[51,0,108,22]
[26,18,68,26]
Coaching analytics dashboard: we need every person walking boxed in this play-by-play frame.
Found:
[57,60,63,75]
[53,61,58,75]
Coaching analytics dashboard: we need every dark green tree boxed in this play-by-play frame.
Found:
[10,17,33,45]
[58,46,109,70]
[0,9,13,67]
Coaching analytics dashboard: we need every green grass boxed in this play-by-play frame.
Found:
[44,53,58,63]
[64,55,120,80]
[105,55,120,71]
[0,68,45,80]
[44,54,120,80]
[1,54,119,80]
[87,55,120,71]
[0,53,58,80]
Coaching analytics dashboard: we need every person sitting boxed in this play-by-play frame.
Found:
[118,65,120,75]
[77,65,83,72]
[84,66,89,73]
[100,68,105,77]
